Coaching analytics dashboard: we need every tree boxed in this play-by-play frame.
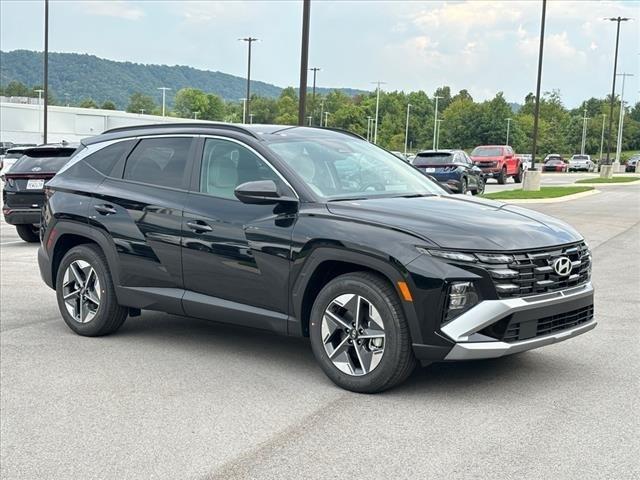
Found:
[79,98,98,109]
[101,100,116,110]
[3,80,32,97]
[126,92,156,114]
[174,88,209,118]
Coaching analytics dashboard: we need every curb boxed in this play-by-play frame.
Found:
[492,188,601,204]
[574,180,640,186]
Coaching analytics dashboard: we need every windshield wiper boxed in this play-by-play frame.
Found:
[327,197,369,202]
[392,193,437,198]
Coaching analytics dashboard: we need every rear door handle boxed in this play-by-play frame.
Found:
[94,204,117,215]
[186,220,213,233]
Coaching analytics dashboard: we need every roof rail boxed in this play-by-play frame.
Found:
[313,126,365,140]
[102,122,260,140]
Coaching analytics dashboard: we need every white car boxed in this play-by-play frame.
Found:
[568,154,595,172]
[516,154,532,171]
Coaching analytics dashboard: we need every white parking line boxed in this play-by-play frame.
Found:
[0,241,28,246]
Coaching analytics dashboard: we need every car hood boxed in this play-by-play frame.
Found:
[325,195,582,251]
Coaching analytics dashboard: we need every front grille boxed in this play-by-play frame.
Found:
[482,242,591,298]
[481,305,594,343]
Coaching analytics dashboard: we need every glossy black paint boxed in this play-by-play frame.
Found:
[39,124,586,362]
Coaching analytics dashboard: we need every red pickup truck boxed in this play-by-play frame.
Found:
[470,145,523,184]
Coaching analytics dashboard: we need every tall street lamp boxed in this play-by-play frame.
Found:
[240,98,247,123]
[366,116,372,141]
[404,103,412,156]
[603,16,630,169]
[615,73,633,164]
[193,111,200,120]
[599,113,606,162]
[298,0,311,126]
[435,119,443,151]
[43,0,49,143]
[34,89,44,143]
[324,111,330,127]
[239,36,259,121]
[371,80,386,144]
[529,0,547,175]
[310,67,320,124]
[157,87,171,117]
[432,95,442,149]
[505,118,512,146]
[581,108,590,155]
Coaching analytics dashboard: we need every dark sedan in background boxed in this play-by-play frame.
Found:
[1,143,77,242]
[412,149,485,194]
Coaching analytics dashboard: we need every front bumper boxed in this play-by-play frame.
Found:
[441,282,595,360]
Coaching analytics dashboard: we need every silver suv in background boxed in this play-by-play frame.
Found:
[569,154,595,172]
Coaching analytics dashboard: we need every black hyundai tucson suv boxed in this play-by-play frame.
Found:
[38,124,595,393]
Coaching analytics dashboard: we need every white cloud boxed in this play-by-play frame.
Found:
[82,1,145,21]
[177,1,254,24]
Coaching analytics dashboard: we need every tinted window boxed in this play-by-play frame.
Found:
[123,137,192,189]
[413,153,454,165]
[200,138,280,200]
[10,148,77,173]
[471,147,503,157]
[84,140,133,176]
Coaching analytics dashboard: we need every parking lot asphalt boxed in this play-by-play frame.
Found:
[1,179,639,479]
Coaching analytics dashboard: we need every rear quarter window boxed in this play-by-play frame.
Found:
[84,140,135,177]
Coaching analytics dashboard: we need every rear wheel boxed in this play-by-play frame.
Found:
[309,272,416,393]
[473,177,485,195]
[460,178,468,195]
[15,224,39,243]
[497,167,507,184]
[513,165,523,183]
[55,244,128,336]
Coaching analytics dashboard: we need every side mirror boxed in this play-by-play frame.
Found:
[234,180,298,205]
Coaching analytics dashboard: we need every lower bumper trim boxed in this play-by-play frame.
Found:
[444,319,596,360]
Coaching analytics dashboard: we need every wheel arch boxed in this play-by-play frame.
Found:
[290,247,422,343]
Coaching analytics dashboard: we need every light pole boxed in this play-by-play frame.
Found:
[599,113,606,162]
[64,93,70,107]
[615,73,633,164]
[307,115,312,126]
[240,98,247,123]
[324,111,330,127]
[139,109,145,115]
[157,87,170,117]
[580,109,590,155]
[435,119,443,151]
[529,0,547,174]
[43,0,49,143]
[603,17,630,169]
[298,0,310,125]
[239,36,259,121]
[310,67,320,124]
[320,98,325,127]
[506,117,512,145]
[366,116,372,141]
[250,113,255,124]
[404,103,412,156]
[194,111,200,120]
[371,80,386,144]
[432,95,442,149]
[34,89,44,142]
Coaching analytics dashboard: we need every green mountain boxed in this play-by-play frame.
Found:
[0,50,365,109]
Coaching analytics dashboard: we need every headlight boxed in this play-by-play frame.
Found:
[417,247,476,263]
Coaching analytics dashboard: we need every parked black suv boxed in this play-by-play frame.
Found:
[2,143,78,242]
[38,124,595,392]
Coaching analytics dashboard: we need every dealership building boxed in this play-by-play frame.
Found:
[0,100,199,145]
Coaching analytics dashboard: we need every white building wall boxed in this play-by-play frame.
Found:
[0,103,207,144]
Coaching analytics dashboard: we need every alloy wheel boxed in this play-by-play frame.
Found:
[62,260,101,323]
[321,293,386,376]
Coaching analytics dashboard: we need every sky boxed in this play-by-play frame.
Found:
[1,0,639,107]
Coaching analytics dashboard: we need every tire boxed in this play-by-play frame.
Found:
[15,224,39,243]
[309,272,416,393]
[460,178,468,195]
[473,177,485,195]
[513,166,523,183]
[497,167,507,185]
[55,244,128,337]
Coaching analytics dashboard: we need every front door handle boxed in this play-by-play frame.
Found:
[94,204,117,215]
[186,220,213,233]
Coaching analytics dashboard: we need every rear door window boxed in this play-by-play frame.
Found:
[84,140,134,177]
[123,137,193,189]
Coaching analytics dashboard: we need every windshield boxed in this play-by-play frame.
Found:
[471,147,502,157]
[572,155,588,160]
[413,153,455,166]
[10,148,77,173]
[547,159,563,164]
[266,136,446,200]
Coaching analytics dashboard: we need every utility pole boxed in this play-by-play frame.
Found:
[298,0,311,126]
[239,36,258,120]
[432,96,442,149]
[43,0,49,143]
[34,89,44,143]
[404,103,412,156]
[580,109,590,155]
[599,114,606,162]
[604,17,630,168]
[240,98,247,123]
[530,0,547,173]
[615,73,633,164]
[371,81,386,144]
[506,118,512,145]
[157,87,171,117]
[320,98,325,128]
[310,67,320,124]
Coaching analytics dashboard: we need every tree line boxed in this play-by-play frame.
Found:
[2,80,639,156]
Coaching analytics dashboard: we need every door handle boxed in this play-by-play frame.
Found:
[186,220,213,233]
[94,204,117,215]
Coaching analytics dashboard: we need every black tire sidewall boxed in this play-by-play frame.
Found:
[15,224,39,243]
[309,274,409,393]
[55,245,116,336]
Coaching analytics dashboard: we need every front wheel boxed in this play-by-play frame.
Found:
[15,224,39,243]
[55,244,128,337]
[309,272,416,393]
[460,178,469,195]
[497,167,507,184]
[473,177,485,195]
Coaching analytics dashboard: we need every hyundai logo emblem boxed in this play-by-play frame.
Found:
[552,256,572,277]
[31,166,42,172]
